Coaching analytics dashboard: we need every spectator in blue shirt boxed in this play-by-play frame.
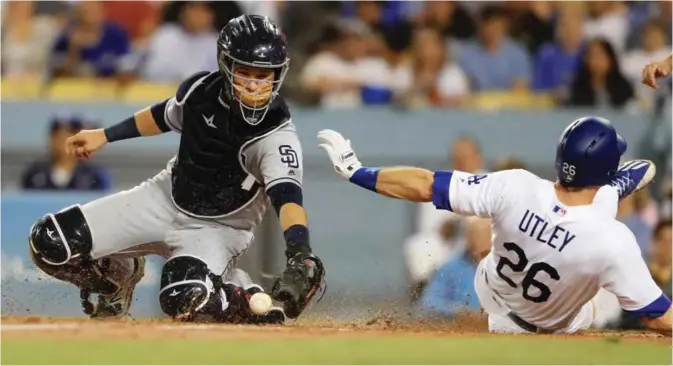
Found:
[458,5,531,92]
[21,116,111,191]
[418,218,492,318]
[50,1,131,78]
[532,6,585,92]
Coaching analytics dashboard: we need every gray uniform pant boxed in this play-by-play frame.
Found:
[81,169,256,287]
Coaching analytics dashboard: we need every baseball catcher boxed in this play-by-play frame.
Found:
[28,15,325,324]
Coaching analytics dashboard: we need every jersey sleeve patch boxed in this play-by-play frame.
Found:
[247,125,304,190]
[431,170,454,211]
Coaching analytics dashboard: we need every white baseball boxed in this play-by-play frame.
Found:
[249,292,272,315]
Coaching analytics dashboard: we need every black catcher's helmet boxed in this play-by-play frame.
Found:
[217,15,290,125]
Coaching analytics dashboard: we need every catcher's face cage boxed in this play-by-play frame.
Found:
[219,53,290,126]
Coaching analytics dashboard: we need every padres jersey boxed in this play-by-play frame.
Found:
[160,74,303,229]
[431,169,665,329]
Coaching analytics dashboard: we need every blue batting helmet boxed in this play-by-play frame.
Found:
[555,116,627,187]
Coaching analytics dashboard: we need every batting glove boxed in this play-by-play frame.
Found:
[317,129,362,180]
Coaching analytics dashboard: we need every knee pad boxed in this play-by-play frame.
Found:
[29,205,93,266]
[159,256,214,317]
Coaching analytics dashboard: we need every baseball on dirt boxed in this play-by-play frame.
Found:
[249,292,272,315]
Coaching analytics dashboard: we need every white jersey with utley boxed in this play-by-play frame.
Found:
[431,168,664,329]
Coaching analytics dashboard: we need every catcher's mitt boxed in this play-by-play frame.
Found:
[271,252,326,319]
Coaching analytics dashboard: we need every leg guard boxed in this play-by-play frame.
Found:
[158,256,284,324]
[29,205,92,266]
[159,256,222,318]
[28,205,123,297]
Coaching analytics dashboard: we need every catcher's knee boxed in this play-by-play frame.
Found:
[28,205,119,295]
[29,205,93,267]
[159,256,214,318]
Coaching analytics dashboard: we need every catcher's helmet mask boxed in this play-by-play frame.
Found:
[217,15,290,126]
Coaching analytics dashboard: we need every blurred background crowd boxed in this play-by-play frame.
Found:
[2,1,672,109]
[1,0,671,330]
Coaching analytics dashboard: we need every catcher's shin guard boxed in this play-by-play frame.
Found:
[29,205,93,267]
[29,205,142,318]
[159,256,214,318]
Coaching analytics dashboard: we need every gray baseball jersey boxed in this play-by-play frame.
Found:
[163,95,304,229]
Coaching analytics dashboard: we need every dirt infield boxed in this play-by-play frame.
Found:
[4,315,669,364]
[1,315,667,344]
[1,314,487,341]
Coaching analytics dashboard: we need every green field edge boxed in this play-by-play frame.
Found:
[3,336,671,365]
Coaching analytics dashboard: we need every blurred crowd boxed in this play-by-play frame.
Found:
[405,134,672,331]
[2,1,672,110]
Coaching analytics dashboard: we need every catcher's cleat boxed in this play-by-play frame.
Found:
[82,257,145,319]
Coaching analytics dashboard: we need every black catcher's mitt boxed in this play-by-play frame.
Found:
[271,252,325,319]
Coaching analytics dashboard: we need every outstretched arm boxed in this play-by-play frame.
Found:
[251,127,325,319]
[318,129,512,218]
[103,103,173,142]
[267,183,311,255]
[350,166,435,202]
[103,71,209,142]
[317,130,434,202]
[65,72,207,158]
[65,103,176,158]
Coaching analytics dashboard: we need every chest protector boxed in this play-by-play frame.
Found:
[171,72,291,217]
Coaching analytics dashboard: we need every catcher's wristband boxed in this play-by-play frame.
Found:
[349,167,380,192]
[104,116,140,143]
[284,224,311,255]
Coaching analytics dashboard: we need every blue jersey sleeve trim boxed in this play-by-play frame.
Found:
[625,293,671,318]
[349,167,380,192]
[431,170,454,211]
